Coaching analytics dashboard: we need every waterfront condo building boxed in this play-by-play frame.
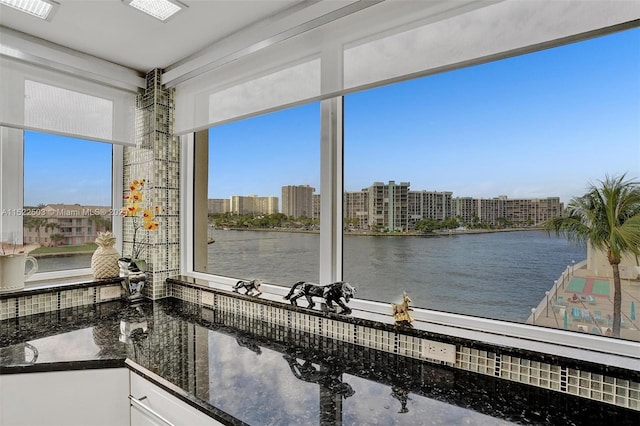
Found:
[312,194,321,220]
[230,195,278,215]
[281,185,315,218]
[207,198,230,214]
[344,190,369,230]
[455,196,564,227]
[23,204,111,246]
[408,190,453,227]
[367,181,410,232]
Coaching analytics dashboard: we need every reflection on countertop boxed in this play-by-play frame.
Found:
[1,299,638,425]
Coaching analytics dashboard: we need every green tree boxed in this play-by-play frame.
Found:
[546,174,640,337]
[415,218,440,233]
[44,222,60,246]
[23,215,49,245]
[49,233,65,247]
[89,214,112,232]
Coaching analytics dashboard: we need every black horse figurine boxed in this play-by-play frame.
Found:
[232,279,263,296]
[283,281,356,314]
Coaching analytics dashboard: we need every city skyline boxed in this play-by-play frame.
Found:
[207,181,563,230]
[208,27,639,205]
[206,181,562,203]
[23,27,639,207]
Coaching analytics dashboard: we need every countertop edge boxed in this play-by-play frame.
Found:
[0,358,126,375]
[125,359,247,426]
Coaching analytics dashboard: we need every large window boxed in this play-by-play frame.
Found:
[343,28,639,338]
[199,103,321,285]
[21,131,113,273]
[191,28,639,342]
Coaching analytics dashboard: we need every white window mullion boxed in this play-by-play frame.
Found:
[112,143,124,255]
[182,132,195,276]
[0,127,24,245]
[319,97,343,285]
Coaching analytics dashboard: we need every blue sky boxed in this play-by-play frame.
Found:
[209,27,639,204]
[24,133,112,206]
[25,27,639,206]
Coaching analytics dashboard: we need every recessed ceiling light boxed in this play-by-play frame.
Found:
[123,0,187,22]
[0,0,58,20]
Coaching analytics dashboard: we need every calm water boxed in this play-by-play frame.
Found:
[34,253,93,273]
[208,229,585,322]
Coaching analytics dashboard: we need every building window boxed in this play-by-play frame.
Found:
[22,131,113,273]
[197,103,320,284]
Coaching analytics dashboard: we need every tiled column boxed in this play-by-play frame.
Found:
[123,69,180,299]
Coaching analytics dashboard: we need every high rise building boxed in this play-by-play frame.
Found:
[312,194,321,220]
[208,198,230,214]
[230,195,278,215]
[454,196,563,226]
[366,181,410,231]
[454,197,478,224]
[281,185,315,218]
[408,190,453,227]
[344,190,369,229]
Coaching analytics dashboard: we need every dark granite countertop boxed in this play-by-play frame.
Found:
[2,298,638,425]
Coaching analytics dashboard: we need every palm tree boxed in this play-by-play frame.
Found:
[44,222,60,246]
[546,174,640,337]
[23,216,49,245]
[88,213,112,232]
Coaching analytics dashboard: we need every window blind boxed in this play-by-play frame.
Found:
[0,57,137,146]
[173,0,638,135]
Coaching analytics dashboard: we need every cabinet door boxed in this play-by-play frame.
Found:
[0,368,129,426]
[130,400,166,426]
[130,372,222,426]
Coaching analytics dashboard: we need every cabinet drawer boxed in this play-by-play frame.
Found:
[130,372,221,426]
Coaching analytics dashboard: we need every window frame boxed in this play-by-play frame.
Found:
[183,93,640,361]
[0,127,123,284]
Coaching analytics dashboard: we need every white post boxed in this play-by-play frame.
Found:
[545,291,550,317]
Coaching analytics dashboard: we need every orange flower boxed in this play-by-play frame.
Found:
[124,178,160,259]
[125,204,141,216]
[130,190,143,203]
[142,209,155,220]
[144,220,159,230]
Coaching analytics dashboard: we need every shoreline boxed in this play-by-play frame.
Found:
[214,227,544,237]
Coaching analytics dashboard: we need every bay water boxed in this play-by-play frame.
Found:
[208,229,585,323]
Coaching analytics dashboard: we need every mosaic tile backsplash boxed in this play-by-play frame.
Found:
[123,68,180,300]
[0,278,124,320]
[168,278,640,412]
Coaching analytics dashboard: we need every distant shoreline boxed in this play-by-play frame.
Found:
[215,227,543,237]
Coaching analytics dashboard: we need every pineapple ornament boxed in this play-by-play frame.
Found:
[91,231,120,279]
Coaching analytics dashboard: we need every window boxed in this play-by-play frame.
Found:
[343,29,639,337]
[21,131,113,273]
[189,29,638,342]
[196,103,321,285]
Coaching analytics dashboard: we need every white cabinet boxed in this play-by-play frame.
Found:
[129,371,222,426]
[0,368,129,426]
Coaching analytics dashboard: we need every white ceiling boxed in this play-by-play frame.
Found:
[0,0,320,73]
[2,0,637,93]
